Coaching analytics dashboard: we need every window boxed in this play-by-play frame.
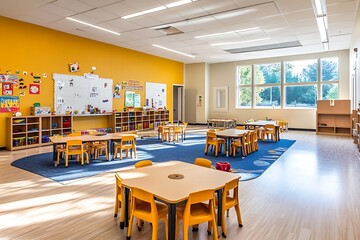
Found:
[235,57,339,109]
[285,85,317,107]
[321,58,339,99]
[254,63,281,107]
[284,59,318,108]
[236,66,252,107]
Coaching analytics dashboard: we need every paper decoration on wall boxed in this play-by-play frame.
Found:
[125,91,134,107]
[57,80,64,90]
[0,96,20,112]
[0,74,18,84]
[19,81,27,90]
[123,80,144,91]
[113,83,121,99]
[90,87,99,98]
[69,62,80,72]
[29,84,40,94]
[15,70,20,74]
[23,71,28,75]
[43,73,47,78]
[2,83,13,95]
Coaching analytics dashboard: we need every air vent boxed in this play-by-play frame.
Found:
[225,41,302,54]
[155,26,184,36]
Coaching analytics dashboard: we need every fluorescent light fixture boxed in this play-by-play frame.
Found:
[152,44,195,58]
[166,0,192,8]
[195,27,260,39]
[122,0,196,19]
[316,16,328,43]
[66,17,120,35]
[211,37,270,46]
[314,0,325,15]
[323,41,329,51]
[312,0,329,51]
[122,6,166,19]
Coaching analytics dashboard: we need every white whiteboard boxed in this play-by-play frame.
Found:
[53,73,113,114]
[146,82,166,108]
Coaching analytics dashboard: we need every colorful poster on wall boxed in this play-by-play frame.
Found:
[134,94,141,107]
[125,91,134,107]
[2,83,13,95]
[0,74,19,84]
[0,96,20,112]
[29,84,40,94]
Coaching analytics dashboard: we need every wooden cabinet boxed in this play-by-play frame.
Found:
[110,110,169,132]
[316,100,352,136]
[6,115,73,150]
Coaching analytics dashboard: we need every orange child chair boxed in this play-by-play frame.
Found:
[114,135,137,160]
[175,189,218,240]
[126,187,168,240]
[204,131,226,157]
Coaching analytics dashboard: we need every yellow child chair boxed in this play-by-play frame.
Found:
[88,131,109,160]
[235,125,245,130]
[217,178,243,238]
[126,187,168,240]
[243,131,253,155]
[251,129,259,151]
[114,135,137,160]
[194,158,212,168]
[135,160,153,168]
[114,173,127,229]
[204,131,226,157]
[175,189,218,240]
[262,124,276,141]
[230,133,247,157]
[56,139,88,167]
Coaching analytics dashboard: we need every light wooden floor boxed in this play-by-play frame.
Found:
[1,130,360,240]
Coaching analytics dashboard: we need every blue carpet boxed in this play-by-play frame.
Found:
[11,134,295,184]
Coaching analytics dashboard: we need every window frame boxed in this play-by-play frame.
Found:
[235,56,339,109]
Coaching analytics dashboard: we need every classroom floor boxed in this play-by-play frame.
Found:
[0,129,359,240]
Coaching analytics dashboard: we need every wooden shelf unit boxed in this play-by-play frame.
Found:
[110,109,169,132]
[316,100,352,136]
[6,115,73,150]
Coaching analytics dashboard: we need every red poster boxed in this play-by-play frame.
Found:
[2,83,13,95]
[29,84,40,94]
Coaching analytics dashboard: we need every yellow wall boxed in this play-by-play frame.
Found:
[0,16,183,148]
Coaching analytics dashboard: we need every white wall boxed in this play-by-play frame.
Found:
[184,63,208,123]
[186,50,350,129]
[350,3,360,110]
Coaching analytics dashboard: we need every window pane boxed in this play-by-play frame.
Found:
[322,84,338,99]
[321,58,338,81]
[254,63,281,84]
[237,87,252,107]
[237,66,252,85]
[285,59,318,83]
[255,86,280,107]
[285,85,317,108]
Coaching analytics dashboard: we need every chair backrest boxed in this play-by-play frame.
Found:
[236,126,245,130]
[68,131,81,136]
[245,131,252,144]
[183,189,215,218]
[223,178,240,203]
[158,126,164,133]
[194,158,212,168]
[135,160,153,168]
[131,187,158,220]
[66,139,83,154]
[121,135,135,143]
[264,124,275,132]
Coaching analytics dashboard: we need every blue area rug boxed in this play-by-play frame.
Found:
[11,134,295,184]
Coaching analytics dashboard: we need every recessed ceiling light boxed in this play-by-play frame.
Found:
[66,17,120,35]
[211,37,270,46]
[152,44,195,58]
[122,0,197,19]
[195,27,260,39]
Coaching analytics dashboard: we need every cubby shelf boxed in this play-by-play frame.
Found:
[316,100,352,136]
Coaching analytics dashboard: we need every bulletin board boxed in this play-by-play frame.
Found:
[146,82,166,108]
[53,73,113,114]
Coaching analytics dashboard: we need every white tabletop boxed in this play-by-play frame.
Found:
[116,161,240,203]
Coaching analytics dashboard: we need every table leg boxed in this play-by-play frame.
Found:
[124,187,130,228]
[168,203,176,240]
[107,140,112,161]
[52,144,57,162]
[216,189,223,226]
